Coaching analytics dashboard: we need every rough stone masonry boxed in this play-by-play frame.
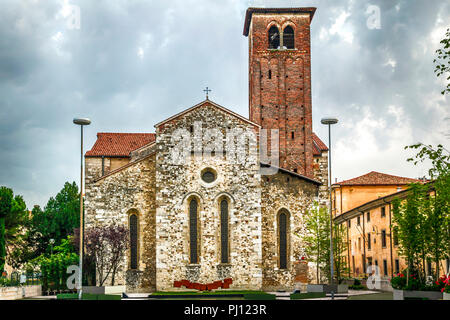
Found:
[84,7,329,292]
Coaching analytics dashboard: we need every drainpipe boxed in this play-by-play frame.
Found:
[362,211,366,275]
[346,219,350,278]
[385,199,394,277]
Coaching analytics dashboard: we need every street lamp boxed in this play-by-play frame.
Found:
[321,117,338,300]
[49,239,55,255]
[73,117,91,300]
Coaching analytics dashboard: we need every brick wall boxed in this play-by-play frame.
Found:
[247,12,314,177]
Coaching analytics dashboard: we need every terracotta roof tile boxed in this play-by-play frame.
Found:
[335,171,420,186]
[312,132,328,155]
[85,133,155,157]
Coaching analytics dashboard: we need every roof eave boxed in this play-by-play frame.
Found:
[243,7,317,36]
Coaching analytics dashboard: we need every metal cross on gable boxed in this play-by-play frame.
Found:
[203,87,212,100]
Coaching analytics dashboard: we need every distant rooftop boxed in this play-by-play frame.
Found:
[333,171,421,186]
[85,132,155,157]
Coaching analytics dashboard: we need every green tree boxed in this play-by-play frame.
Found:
[392,184,428,283]
[0,187,13,272]
[5,194,31,269]
[27,182,80,259]
[330,223,349,283]
[302,203,329,283]
[433,28,450,95]
[405,143,450,279]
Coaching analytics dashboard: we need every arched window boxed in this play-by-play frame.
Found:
[129,214,138,269]
[278,210,289,269]
[283,26,294,49]
[189,198,199,264]
[220,199,229,263]
[268,26,280,49]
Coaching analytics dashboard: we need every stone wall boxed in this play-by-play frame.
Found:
[261,170,319,291]
[155,102,263,291]
[313,152,329,207]
[0,285,42,300]
[84,154,156,292]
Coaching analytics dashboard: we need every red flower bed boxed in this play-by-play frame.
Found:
[172,278,233,291]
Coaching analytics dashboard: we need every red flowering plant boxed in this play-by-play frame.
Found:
[390,273,407,290]
[435,275,450,293]
[390,272,424,291]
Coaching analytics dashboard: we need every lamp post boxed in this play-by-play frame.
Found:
[321,117,338,300]
[49,239,55,255]
[73,117,91,300]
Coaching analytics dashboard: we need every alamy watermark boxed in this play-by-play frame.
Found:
[168,122,279,175]
[366,5,381,30]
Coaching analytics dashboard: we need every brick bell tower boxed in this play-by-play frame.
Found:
[244,8,316,177]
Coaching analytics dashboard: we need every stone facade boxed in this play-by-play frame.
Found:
[84,153,156,292]
[155,103,263,291]
[84,7,329,293]
[261,170,318,291]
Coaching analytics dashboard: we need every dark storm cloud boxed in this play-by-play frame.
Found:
[0,0,448,207]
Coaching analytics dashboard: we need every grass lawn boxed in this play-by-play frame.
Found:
[347,292,393,300]
[290,292,326,300]
[57,293,121,300]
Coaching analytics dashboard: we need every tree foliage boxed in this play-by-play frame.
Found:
[0,187,30,272]
[26,182,80,260]
[84,223,129,286]
[393,143,450,281]
[433,28,450,95]
[302,203,348,283]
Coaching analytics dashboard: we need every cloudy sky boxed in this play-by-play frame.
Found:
[0,0,449,208]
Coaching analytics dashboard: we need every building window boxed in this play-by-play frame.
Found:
[367,233,371,250]
[383,259,388,276]
[279,210,289,269]
[395,259,400,274]
[129,214,138,270]
[367,257,373,266]
[367,212,370,222]
[375,260,378,267]
[381,229,387,248]
[291,132,294,139]
[381,206,386,217]
[358,237,361,251]
[201,168,217,183]
[357,216,360,226]
[189,198,199,264]
[268,70,272,79]
[283,26,294,49]
[348,219,351,228]
[220,199,229,264]
[268,26,280,49]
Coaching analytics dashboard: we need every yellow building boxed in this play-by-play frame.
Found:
[331,172,450,279]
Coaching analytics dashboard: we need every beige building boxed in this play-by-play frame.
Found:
[333,172,449,279]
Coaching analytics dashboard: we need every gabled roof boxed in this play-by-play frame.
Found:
[312,133,328,156]
[334,171,421,186]
[243,7,316,36]
[334,181,435,224]
[85,133,156,157]
[154,99,261,129]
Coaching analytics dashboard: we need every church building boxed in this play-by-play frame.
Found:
[84,7,329,292]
